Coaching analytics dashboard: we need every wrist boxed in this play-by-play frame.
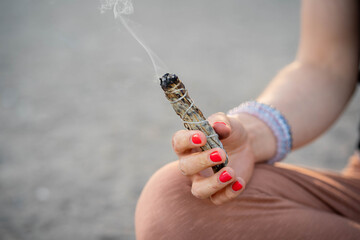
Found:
[228,113,277,163]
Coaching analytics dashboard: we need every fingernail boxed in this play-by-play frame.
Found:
[232,181,243,191]
[214,121,226,126]
[219,171,232,183]
[210,151,222,162]
[191,134,202,144]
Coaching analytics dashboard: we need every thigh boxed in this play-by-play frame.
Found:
[135,161,360,240]
[248,162,360,222]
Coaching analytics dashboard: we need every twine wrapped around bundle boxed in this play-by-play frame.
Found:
[160,73,228,173]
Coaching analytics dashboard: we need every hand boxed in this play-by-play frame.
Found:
[172,112,270,205]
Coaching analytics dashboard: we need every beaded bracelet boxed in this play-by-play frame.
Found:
[227,101,293,164]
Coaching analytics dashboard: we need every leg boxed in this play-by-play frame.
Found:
[135,160,360,240]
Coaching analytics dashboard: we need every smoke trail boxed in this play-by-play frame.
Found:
[100,0,168,79]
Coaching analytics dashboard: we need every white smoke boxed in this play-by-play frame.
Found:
[100,0,168,79]
[100,0,134,17]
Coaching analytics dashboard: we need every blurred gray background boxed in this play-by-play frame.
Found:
[0,0,359,239]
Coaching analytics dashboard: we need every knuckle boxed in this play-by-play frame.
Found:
[210,196,223,205]
[171,132,179,150]
[225,189,236,199]
[200,155,211,167]
[180,156,198,176]
[172,144,181,154]
[171,135,177,151]
[178,160,188,176]
[171,130,186,153]
[191,188,202,199]
[172,130,202,153]
[191,187,207,199]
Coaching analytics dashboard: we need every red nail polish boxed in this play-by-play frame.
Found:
[191,134,202,144]
[232,181,243,191]
[210,151,222,162]
[214,121,226,126]
[219,171,232,183]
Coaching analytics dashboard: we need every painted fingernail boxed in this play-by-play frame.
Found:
[191,134,202,144]
[214,121,226,126]
[232,181,243,191]
[210,151,222,162]
[219,171,232,183]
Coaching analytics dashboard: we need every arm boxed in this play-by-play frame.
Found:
[245,0,359,161]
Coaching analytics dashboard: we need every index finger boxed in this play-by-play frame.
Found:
[172,130,206,155]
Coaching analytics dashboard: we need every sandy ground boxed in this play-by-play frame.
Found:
[0,0,359,239]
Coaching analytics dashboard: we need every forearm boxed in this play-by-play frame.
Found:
[229,60,357,163]
[257,60,358,149]
[231,0,359,162]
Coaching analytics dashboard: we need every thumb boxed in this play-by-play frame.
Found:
[207,112,231,140]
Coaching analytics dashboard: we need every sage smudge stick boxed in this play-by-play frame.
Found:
[160,73,228,173]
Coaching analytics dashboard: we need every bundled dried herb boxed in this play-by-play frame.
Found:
[160,73,228,173]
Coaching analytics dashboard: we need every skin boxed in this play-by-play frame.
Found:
[172,0,359,205]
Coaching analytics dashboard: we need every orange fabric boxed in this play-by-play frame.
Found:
[136,153,360,240]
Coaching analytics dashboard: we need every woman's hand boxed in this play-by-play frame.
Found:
[172,112,276,205]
